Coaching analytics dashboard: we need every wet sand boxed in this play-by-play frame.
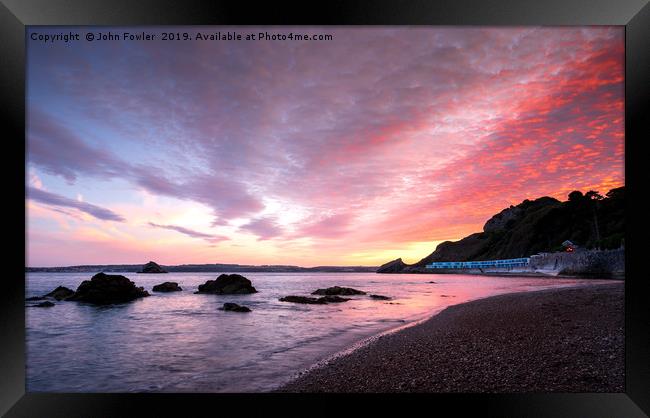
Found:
[278,283,624,392]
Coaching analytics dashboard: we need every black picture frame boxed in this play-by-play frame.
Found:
[2,0,648,416]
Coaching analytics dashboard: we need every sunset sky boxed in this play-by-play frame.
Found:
[26,27,624,267]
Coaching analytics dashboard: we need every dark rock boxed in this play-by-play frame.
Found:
[279,296,327,304]
[370,294,391,300]
[67,272,150,304]
[44,286,75,301]
[428,281,437,284]
[279,295,351,304]
[139,261,167,273]
[219,302,251,312]
[376,258,407,274]
[195,274,257,294]
[318,295,351,303]
[152,282,182,292]
[311,286,366,296]
[26,286,75,302]
[35,301,55,307]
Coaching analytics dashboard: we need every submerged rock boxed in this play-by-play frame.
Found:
[279,295,327,305]
[311,286,366,296]
[318,295,351,303]
[370,294,391,300]
[196,274,257,294]
[139,261,168,273]
[44,286,75,301]
[67,272,150,304]
[219,302,251,312]
[35,301,55,308]
[279,295,351,304]
[152,282,182,292]
[26,286,75,302]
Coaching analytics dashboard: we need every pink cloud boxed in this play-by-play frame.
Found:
[28,187,125,222]
[147,222,229,243]
[239,217,283,240]
[294,213,354,239]
[26,27,624,265]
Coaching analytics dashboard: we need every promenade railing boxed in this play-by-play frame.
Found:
[425,257,530,269]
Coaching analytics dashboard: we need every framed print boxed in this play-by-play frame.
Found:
[1,0,649,416]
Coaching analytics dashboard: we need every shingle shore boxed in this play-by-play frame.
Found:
[277,283,624,392]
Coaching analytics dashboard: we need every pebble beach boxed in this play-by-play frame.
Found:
[278,283,624,392]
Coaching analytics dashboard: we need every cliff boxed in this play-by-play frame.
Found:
[383,186,624,275]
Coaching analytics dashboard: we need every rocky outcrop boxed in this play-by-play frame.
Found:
[311,286,366,296]
[376,258,407,273]
[34,301,55,307]
[152,282,182,292]
[26,286,75,302]
[220,302,251,312]
[67,272,150,304]
[370,294,391,300]
[44,286,75,300]
[196,274,257,294]
[139,261,167,273]
[483,205,524,232]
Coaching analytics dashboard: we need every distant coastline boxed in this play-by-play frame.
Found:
[26,263,379,273]
[26,248,625,278]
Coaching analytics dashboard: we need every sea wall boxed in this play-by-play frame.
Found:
[402,248,625,279]
[528,248,625,278]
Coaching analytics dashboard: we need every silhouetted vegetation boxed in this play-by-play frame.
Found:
[413,186,624,266]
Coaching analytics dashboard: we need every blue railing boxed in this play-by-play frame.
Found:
[425,257,530,269]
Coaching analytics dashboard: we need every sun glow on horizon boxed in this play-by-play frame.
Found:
[26,27,624,267]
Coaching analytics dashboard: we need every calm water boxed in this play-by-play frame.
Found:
[26,272,613,392]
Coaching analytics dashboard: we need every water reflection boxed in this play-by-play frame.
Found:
[26,272,615,392]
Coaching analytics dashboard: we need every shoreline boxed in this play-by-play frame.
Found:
[276,282,624,392]
[278,282,612,386]
[438,271,625,280]
[382,270,624,280]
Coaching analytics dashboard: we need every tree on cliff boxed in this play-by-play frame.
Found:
[585,190,604,248]
[568,190,584,202]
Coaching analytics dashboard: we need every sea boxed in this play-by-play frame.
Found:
[25,272,614,392]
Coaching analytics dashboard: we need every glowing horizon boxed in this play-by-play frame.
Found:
[26,27,624,267]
